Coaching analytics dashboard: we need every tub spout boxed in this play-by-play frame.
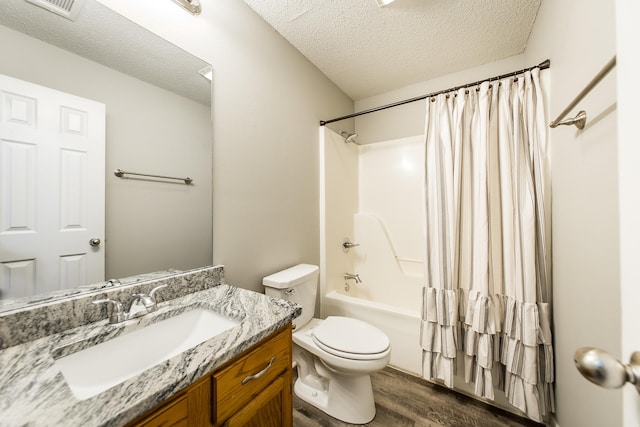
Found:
[344,273,362,284]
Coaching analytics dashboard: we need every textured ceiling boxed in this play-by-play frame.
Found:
[242,0,541,100]
[0,0,211,105]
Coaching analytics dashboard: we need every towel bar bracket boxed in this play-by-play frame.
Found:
[549,56,616,130]
[550,110,587,130]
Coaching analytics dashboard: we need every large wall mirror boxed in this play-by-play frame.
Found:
[0,0,213,309]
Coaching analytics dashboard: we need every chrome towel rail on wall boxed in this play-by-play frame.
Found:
[114,169,193,184]
[550,56,617,130]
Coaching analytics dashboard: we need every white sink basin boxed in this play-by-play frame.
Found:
[54,308,239,400]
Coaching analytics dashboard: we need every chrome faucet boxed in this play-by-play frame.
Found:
[127,283,165,313]
[93,284,167,324]
[344,273,362,284]
[92,298,126,323]
[126,293,156,313]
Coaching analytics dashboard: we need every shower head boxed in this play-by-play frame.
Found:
[339,131,359,144]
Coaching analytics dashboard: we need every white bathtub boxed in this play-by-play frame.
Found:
[321,290,423,376]
[322,290,523,416]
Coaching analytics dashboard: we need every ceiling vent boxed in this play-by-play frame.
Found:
[26,0,86,21]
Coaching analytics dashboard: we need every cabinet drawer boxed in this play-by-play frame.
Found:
[213,326,291,424]
[222,374,285,427]
[133,394,188,427]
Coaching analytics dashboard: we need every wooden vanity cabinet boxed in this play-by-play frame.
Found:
[126,324,292,427]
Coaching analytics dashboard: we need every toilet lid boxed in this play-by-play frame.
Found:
[311,316,390,357]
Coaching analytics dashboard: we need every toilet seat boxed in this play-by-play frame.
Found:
[312,338,390,360]
[311,316,390,360]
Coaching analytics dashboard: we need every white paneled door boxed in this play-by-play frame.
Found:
[0,74,105,299]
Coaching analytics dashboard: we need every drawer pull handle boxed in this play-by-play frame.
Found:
[242,357,276,385]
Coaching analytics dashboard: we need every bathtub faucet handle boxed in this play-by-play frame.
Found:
[342,238,360,252]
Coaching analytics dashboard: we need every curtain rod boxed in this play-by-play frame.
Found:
[319,59,551,126]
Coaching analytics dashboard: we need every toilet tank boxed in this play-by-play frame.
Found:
[263,264,319,329]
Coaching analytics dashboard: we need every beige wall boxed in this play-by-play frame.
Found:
[525,0,620,426]
[0,25,213,281]
[98,0,354,293]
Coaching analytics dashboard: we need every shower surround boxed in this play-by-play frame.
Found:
[319,127,519,414]
[320,129,424,373]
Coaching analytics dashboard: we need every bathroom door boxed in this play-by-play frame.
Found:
[0,74,105,298]
[616,1,640,424]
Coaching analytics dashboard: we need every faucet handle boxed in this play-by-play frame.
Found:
[149,284,168,301]
[92,298,123,311]
[92,298,125,323]
[342,238,360,252]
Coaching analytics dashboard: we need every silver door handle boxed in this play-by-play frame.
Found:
[89,238,101,247]
[574,347,640,393]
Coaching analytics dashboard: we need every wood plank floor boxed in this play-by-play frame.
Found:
[293,367,545,427]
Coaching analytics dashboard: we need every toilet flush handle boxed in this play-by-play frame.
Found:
[285,289,295,295]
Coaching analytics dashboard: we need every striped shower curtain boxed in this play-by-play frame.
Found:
[420,68,554,422]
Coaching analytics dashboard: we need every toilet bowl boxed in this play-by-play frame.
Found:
[263,264,391,424]
[299,316,391,371]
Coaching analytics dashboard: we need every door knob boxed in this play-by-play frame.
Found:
[574,347,640,393]
[89,238,101,247]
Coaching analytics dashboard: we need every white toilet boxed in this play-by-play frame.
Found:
[263,264,391,424]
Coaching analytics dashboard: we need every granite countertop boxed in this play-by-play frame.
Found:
[0,284,301,426]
